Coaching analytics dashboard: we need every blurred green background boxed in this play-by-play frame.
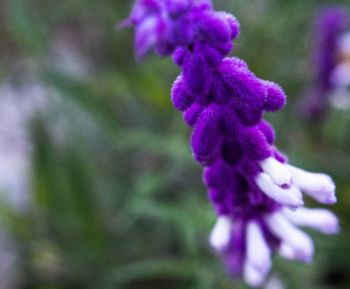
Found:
[0,0,350,288]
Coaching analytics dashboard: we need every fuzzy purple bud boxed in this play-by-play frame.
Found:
[183,52,213,98]
[257,120,275,145]
[191,105,222,163]
[263,81,287,112]
[183,103,204,127]
[242,127,272,161]
[171,75,194,111]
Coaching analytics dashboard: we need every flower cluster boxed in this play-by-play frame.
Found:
[122,0,339,286]
[301,6,350,119]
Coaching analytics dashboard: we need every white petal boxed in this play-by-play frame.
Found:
[243,261,266,288]
[246,221,271,274]
[331,63,350,87]
[282,208,339,235]
[278,243,297,260]
[266,212,314,263]
[256,173,303,209]
[264,276,285,289]
[338,32,350,55]
[260,157,292,186]
[287,165,336,204]
[209,216,232,251]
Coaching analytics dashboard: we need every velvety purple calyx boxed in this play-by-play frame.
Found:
[173,47,189,66]
[205,161,250,215]
[219,59,267,126]
[183,103,204,126]
[171,74,194,111]
[199,43,226,67]
[242,126,272,161]
[224,222,246,276]
[221,140,242,166]
[217,12,240,39]
[221,107,240,139]
[211,74,232,104]
[183,51,214,98]
[191,103,244,165]
[257,120,275,145]
[263,81,287,111]
[165,0,189,18]
[191,104,222,163]
[197,11,232,46]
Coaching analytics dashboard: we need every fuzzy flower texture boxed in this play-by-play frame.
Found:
[122,0,339,286]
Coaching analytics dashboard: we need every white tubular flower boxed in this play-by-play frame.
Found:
[282,207,339,234]
[278,243,298,261]
[260,157,292,187]
[255,173,303,209]
[331,63,350,88]
[209,216,232,252]
[265,212,314,263]
[264,276,285,289]
[246,221,272,274]
[243,261,266,288]
[287,165,336,204]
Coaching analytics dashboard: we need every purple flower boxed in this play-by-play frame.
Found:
[121,0,339,286]
[301,6,349,119]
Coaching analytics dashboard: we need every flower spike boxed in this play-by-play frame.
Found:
[120,0,339,286]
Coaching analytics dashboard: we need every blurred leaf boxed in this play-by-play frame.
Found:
[5,0,46,55]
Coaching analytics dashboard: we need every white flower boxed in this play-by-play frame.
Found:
[265,212,314,263]
[256,157,337,207]
[246,221,271,273]
[278,243,298,261]
[264,276,285,289]
[287,165,336,204]
[209,216,232,251]
[282,207,339,234]
[255,173,303,209]
[243,260,266,288]
[260,157,292,187]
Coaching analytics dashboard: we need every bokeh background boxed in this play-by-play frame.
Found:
[0,0,350,288]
